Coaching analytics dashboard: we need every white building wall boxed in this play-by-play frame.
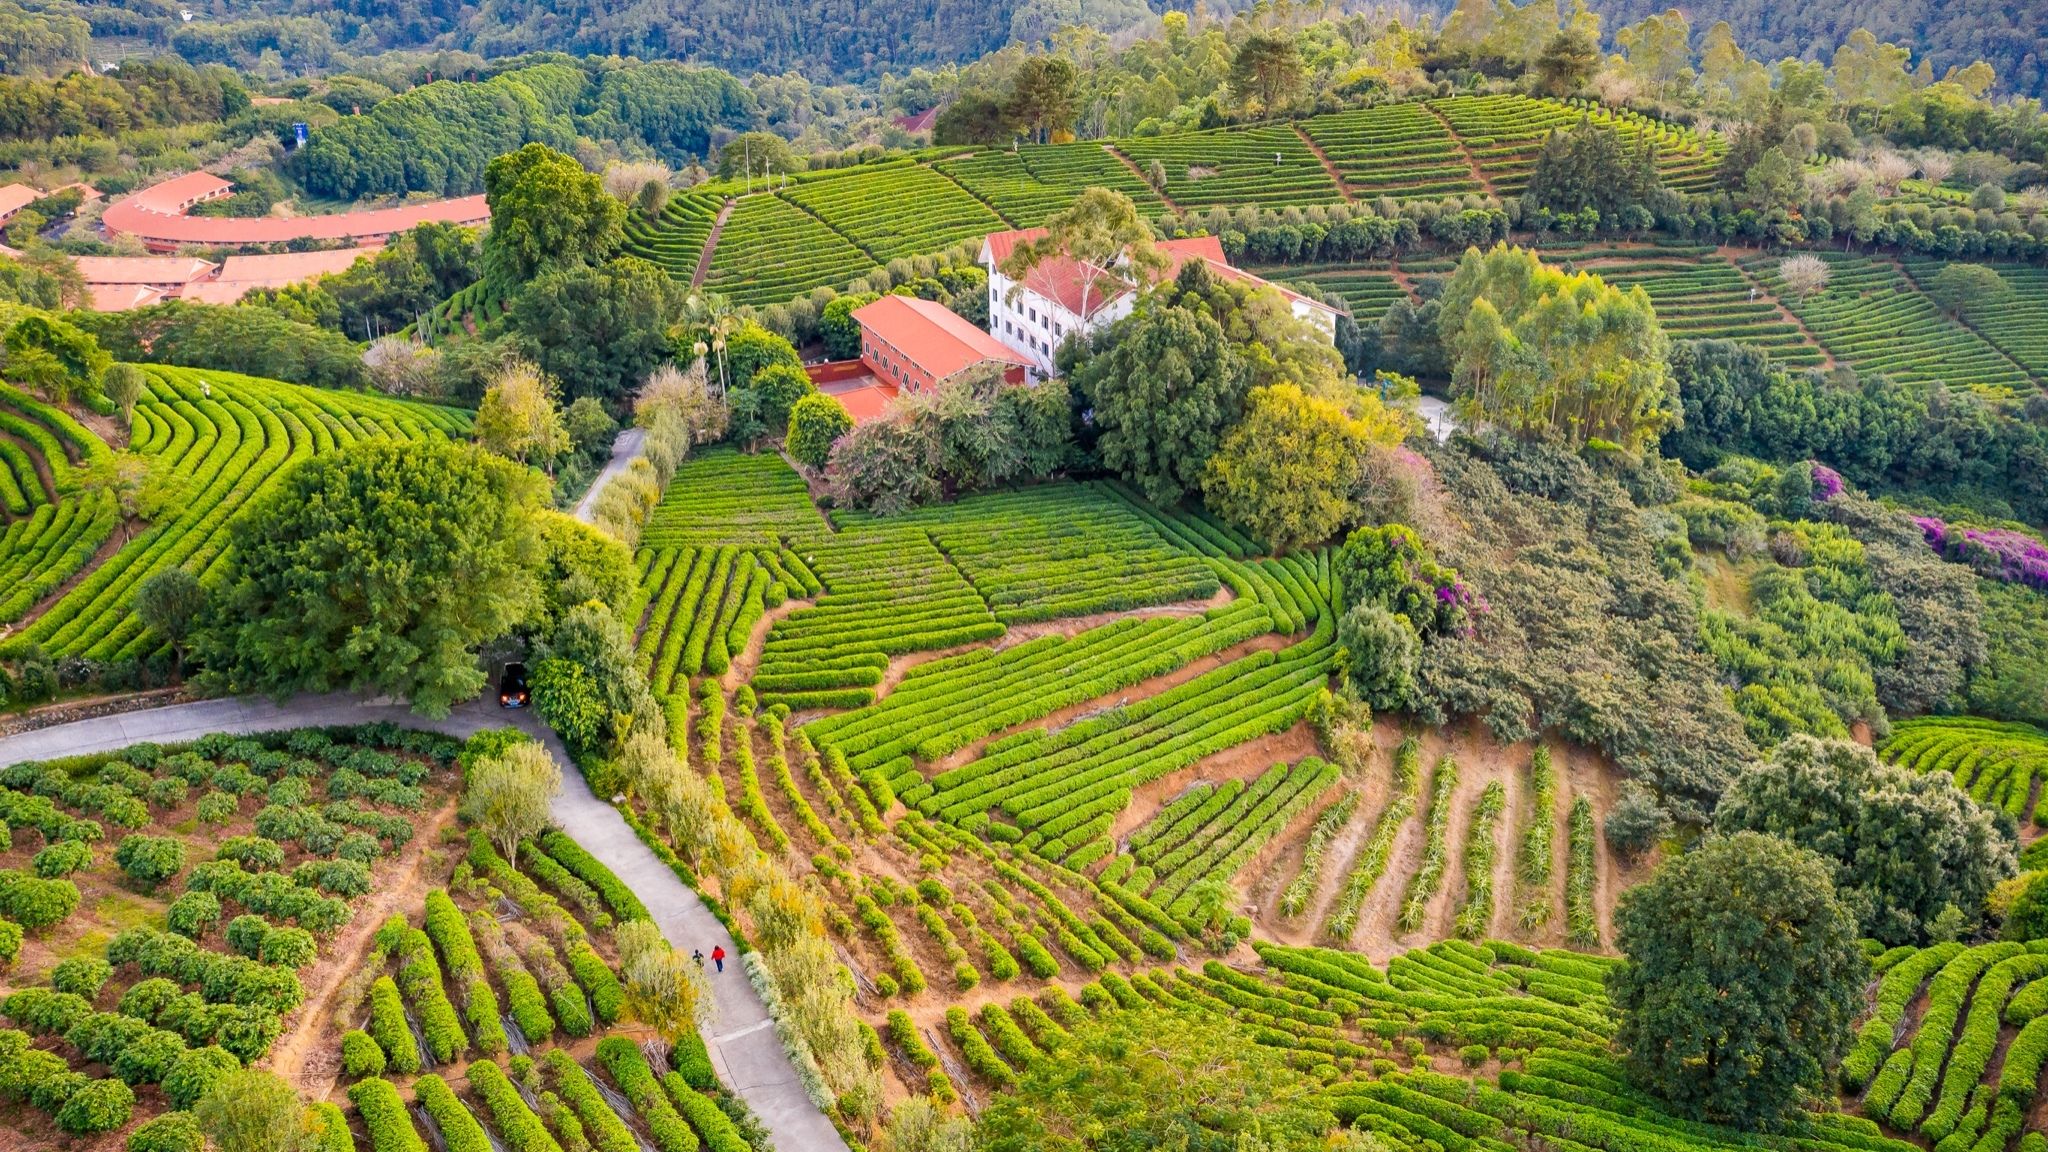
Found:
[985,263,1136,379]
[983,243,1338,378]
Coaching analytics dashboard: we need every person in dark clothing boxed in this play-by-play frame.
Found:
[692,949,704,967]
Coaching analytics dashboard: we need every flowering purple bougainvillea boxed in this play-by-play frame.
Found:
[1912,516,2048,591]
[1810,464,1843,502]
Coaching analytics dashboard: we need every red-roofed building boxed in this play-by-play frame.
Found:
[183,248,376,304]
[87,283,170,312]
[980,227,1345,377]
[101,171,489,252]
[893,107,940,134]
[853,295,1032,393]
[71,255,218,291]
[0,184,41,224]
[70,247,377,311]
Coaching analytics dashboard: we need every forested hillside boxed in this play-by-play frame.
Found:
[1589,0,2048,98]
[9,0,1160,80]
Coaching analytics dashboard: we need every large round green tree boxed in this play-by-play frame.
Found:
[1607,832,1866,1129]
[483,143,625,289]
[1071,288,1246,507]
[193,439,545,716]
[1715,735,2014,945]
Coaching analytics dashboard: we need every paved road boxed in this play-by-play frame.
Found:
[0,693,849,1152]
[1413,394,1459,444]
[572,426,647,521]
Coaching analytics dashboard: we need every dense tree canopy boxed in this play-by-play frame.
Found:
[293,60,747,198]
[1608,832,1867,1129]
[1203,383,1404,555]
[1437,244,1676,451]
[72,301,367,393]
[483,143,626,290]
[1664,339,2048,526]
[1071,286,1246,507]
[194,440,545,716]
[507,257,679,406]
[1522,119,1665,220]
[1715,735,2014,943]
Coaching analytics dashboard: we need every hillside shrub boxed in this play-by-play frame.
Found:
[340,1029,385,1078]
[127,1111,204,1152]
[114,835,186,889]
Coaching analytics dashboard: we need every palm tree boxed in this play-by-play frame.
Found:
[679,290,736,397]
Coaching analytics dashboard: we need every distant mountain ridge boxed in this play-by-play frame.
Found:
[1586,0,2045,97]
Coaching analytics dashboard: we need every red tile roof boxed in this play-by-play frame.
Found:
[87,283,168,312]
[101,171,489,249]
[828,380,903,424]
[126,171,233,212]
[853,295,1030,381]
[212,247,375,289]
[72,255,217,286]
[893,107,940,133]
[0,184,40,218]
[982,228,1344,319]
[983,226,1141,321]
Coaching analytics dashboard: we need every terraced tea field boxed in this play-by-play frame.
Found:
[620,189,724,281]
[1250,262,1410,324]
[618,94,1725,308]
[777,161,1006,263]
[1881,716,2048,827]
[1299,102,1484,201]
[612,448,1669,1141]
[0,386,119,628]
[1842,938,2048,1152]
[936,143,1162,227]
[919,934,2029,1152]
[700,193,878,306]
[1741,253,2041,394]
[0,721,758,1152]
[0,725,465,1142]
[1542,246,1827,367]
[1430,93,1722,196]
[9,366,469,665]
[1114,123,1344,209]
[1900,259,2048,382]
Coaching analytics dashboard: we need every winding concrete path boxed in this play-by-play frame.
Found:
[0,693,848,1152]
[572,426,647,521]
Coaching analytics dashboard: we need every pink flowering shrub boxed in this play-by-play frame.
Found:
[1912,516,2048,591]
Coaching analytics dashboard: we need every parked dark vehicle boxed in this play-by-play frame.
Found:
[498,662,530,708]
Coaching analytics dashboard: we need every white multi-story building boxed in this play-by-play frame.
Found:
[980,229,1345,378]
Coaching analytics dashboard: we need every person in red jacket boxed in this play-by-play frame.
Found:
[711,945,726,973]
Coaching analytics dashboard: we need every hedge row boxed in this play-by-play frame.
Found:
[536,829,650,923]
[347,1077,426,1152]
[595,1036,700,1152]
[1323,739,1422,943]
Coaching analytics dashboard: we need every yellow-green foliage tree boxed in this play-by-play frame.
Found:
[1203,383,1406,554]
[1436,243,1675,451]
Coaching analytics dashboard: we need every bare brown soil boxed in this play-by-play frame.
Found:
[692,199,735,288]
[271,797,463,1098]
[1244,718,1633,961]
